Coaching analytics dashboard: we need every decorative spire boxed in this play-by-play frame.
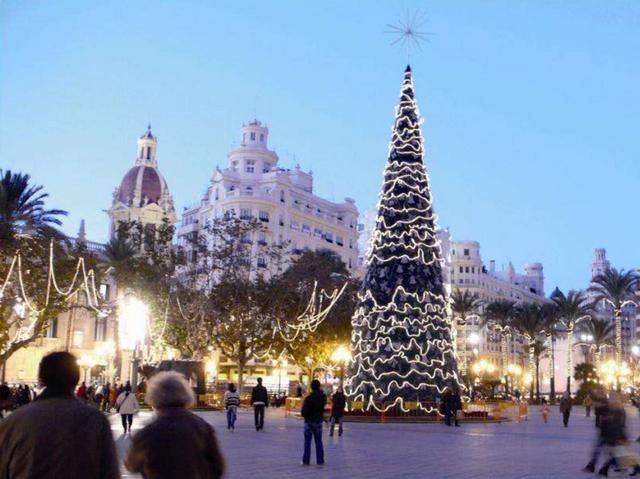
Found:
[77,219,86,243]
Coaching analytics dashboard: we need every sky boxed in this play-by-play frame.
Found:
[1,1,639,293]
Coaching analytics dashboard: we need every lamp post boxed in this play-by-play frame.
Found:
[78,355,97,383]
[119,295,148,392]
[331,345,351,388]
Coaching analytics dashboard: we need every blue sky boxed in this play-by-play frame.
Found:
[1,1,639,292]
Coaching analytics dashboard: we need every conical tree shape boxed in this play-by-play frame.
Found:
[346,65,461,410]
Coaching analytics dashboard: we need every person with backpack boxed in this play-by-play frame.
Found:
[116,383,139,434]
[301,379,327,466]
[251,377,269,431]
[224,383,240,431]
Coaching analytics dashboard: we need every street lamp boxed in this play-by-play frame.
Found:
[331,345,351,388]
[78,354,97,383]
[119,295,148,391]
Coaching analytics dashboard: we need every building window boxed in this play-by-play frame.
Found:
[302,224,311,234]
[349,239,353,249]
[260,133,264,142]
[336,236,344,246]
[99,283,110,301]
[45,318,58,338]
[250,132,256,141]
[240,208,252,219]
[314,228,322,238]
[325,232,334,243]
[72,330,84,349]
[263,163,271,173]
[464,248,470,256]
[246,160,255,173]
[232,161,238,171]
[94,317,106,341]
[257,256,267,268]
[214,188,219,200]
[245,186,253,196]
[146,147,151,160]
[459,266,463,273]
[465,266,469,273]
[279,215,285,226]
[258,232,267,245]
[259,210,269,222]
[290,221,300,231]
[472,266,475,273]
[241,232,252,244]
[280,190,285,203]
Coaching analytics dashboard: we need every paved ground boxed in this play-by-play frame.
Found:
[110,406,640,478]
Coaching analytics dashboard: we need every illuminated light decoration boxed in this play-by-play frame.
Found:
[345,65,462,412]
[0,242,107,356]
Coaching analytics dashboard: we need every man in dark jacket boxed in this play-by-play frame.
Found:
[329,387,346,437]
[251,377,269,431]
[301,379,327,465]
[0,351,119,479]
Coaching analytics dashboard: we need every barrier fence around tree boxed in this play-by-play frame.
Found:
[284,398,528,423]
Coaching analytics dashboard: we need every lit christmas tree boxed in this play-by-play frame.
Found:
[346,65,461,411]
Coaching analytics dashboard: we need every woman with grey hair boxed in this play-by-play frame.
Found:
[125,371,225,479]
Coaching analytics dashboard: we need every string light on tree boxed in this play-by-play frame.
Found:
[345,64,462,412]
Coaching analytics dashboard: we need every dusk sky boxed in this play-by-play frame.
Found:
[1,1,639,292]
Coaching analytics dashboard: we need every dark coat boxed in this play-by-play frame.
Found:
[301,390,327,423]
[331,391,346,418]
[125,408,225,479]
[446,392,462,412]
[0,390,119,479]
[251,384,269,406]
[600,406,627,446]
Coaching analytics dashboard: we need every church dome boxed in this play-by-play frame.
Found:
[117,165,168,207]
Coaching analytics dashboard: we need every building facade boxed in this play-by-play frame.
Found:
[3,127,177,385]
[437,230,548,371]
[177,120,359,271]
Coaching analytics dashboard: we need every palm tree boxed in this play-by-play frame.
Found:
[0,169,67,251]
[484,299,515,388]
[532,340,548,400]
[551,289,592,393]
[579,317,615,370]
[513,303,546,401]
[539,303,561,403]
[588,268,638,368]
[450,289,482,377]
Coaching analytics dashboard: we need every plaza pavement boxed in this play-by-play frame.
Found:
[110,405,640,479]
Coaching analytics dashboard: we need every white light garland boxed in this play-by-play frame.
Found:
[345,66,462,412]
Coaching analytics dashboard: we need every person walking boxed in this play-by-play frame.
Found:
[76,381,87,401]
[329,387,346,437]
[0,352,119,478]
[441,388,453,426]
[116,383,139,434]
[595,393,640,476]
[584,393,593,417]
[448,387,463,427]
[125,372,225,479]
[560,391,572,427]
[224,383,240,431]
[0,382,12,419]
[301,379,326,466]
[108,383,118,412]
[251,377,268,431]
[541,398,550,424]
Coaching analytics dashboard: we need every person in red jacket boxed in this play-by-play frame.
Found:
[76,381,87,401]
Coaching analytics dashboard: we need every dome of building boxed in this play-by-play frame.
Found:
[117,164,169,207]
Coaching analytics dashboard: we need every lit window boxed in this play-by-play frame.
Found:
[72,330,84,348]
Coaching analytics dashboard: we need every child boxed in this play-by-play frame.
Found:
[224,383,241,431]
[541,398,550,424]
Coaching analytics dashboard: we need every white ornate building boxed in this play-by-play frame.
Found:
[108,126,177,237]
[437,230,548,370]
[177,120,359,271]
